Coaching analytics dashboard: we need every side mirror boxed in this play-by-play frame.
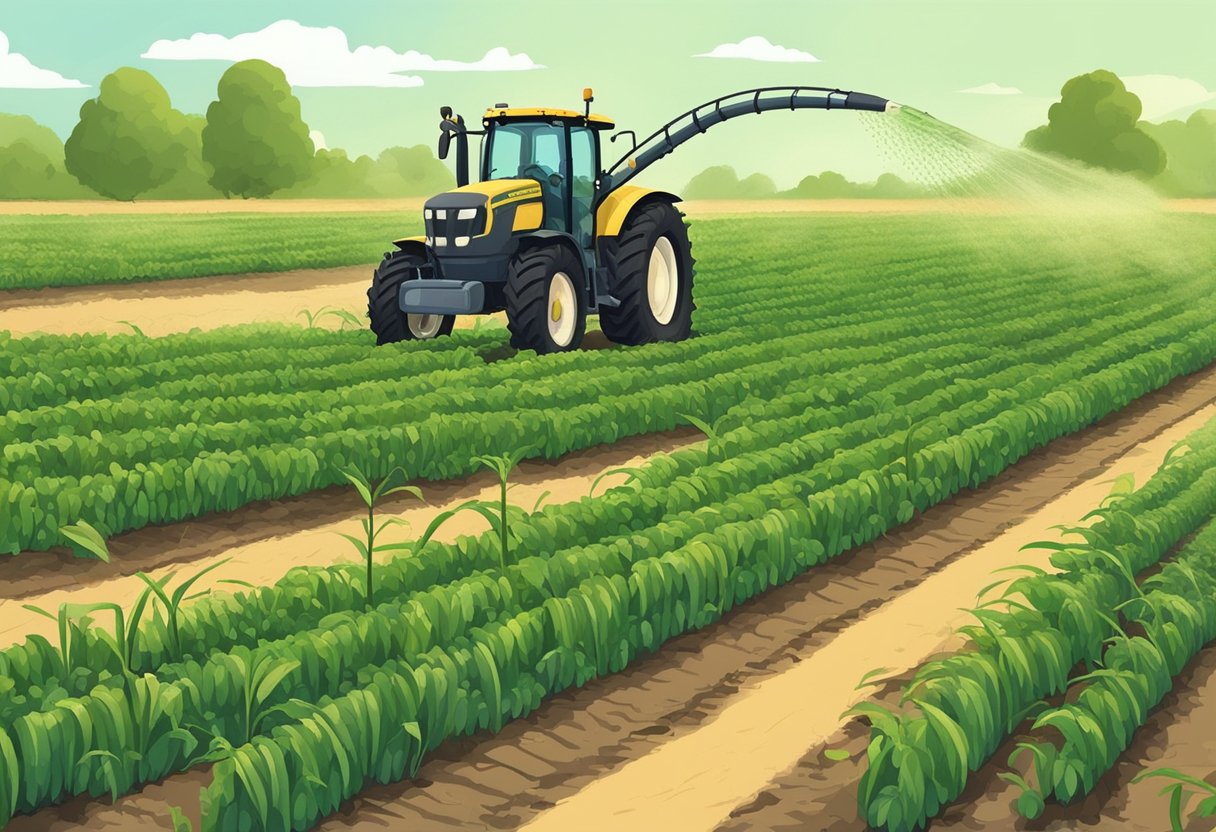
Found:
[438,130,451,160]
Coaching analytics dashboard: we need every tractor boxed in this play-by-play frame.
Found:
[368,86,897,353]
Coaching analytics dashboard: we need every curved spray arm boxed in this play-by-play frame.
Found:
[597,86,901,200]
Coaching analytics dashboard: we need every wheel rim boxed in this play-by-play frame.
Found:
[547,272,577,347]
[407,313,443,339]
[647,236,679,325]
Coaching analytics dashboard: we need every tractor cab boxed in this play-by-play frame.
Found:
[479,105,615,250]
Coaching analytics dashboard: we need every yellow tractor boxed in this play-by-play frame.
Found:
[368,86,896,353]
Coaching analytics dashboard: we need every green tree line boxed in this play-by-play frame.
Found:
[1,60,452,201]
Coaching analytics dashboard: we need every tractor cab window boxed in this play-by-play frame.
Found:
[485,122,568,231]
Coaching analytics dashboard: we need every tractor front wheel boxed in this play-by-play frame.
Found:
[504,244,588,353]
[600,201,695,345]
[367,249,455,345]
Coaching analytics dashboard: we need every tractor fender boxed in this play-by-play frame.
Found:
[595,186,682,238]
[392,235,428,253]
[513,229,584,261]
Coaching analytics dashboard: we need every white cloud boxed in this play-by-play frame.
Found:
[958,82,1023,96]
[0,31,87,89]
[695,36,819,63]
[309,129,326,150]
[1122,74,1216,121]
[142,20,543,88]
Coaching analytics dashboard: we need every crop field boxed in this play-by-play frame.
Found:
[3,210,1216,831]
[855,413,1216,832]
[0,213,415,290]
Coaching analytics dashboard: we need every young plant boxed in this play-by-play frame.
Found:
[22,600,133,677]
[59,519,111,563]
[340,464,422,608]
[296,306,334,328]
[469,450,527,573]
[135,559,232,661]
[1133,767,1216,832]
[680,412,724,462]
[587,466,645,499]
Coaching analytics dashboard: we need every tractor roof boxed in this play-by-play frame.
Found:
[483,106,615,130]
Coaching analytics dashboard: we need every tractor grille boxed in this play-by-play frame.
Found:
[425,206,486,249]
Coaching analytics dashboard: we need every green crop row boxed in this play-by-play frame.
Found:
[2,233,1193,554]
[3,304,1210,830]
[1000,519,1216,817]
[1,290,1198,712]
[854,415,1216,832]
[0,213,413,291]
[196,342,1216,832]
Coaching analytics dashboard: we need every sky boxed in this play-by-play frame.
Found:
[1,0,1214,191]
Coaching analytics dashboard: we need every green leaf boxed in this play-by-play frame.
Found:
[824,748,850,762]
[60,520,111,562]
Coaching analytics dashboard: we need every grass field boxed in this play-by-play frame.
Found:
[3,210,1216,831]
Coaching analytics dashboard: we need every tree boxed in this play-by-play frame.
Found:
[203,60,314,198]
[0,114,66,161]
[64,68,191,200]
[683,165,776,199]
[375,145,454,195]
[1023,69,1166,178]
[143,114,223,199]
[1142,109,1216,197]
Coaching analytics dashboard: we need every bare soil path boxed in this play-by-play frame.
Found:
[0,265,381,337]
[17,366,1215,832]
[0,429,701,651]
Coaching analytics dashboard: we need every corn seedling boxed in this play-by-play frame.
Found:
[340,464,422,608]
[470,450,528,573]
[117,320,146,337]
[297,306,335,328]
[1132,767,1216,832]
[322,308,364,330]
[22,600,131,676]
[135,559,232,661]
[588,465,645,498]
[681,412,724,462]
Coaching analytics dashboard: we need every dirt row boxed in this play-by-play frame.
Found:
[14,363,1216,832]
[0,429,702,650]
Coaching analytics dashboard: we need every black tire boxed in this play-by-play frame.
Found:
[367,249,455,345]
[504,244,588,353]
[599,201,696,345]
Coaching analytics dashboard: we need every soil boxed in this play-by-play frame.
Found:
[16,364,1215,832]
[0,429,703,650]
[0,265,401,337]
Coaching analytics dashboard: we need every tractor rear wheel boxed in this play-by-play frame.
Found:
[367,249,455,345]
[599,201,695,345]
[504,243,587,353]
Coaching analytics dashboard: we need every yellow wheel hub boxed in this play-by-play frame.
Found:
[551,299,562,321]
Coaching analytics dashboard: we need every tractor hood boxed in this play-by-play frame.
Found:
[425,179,542,212]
